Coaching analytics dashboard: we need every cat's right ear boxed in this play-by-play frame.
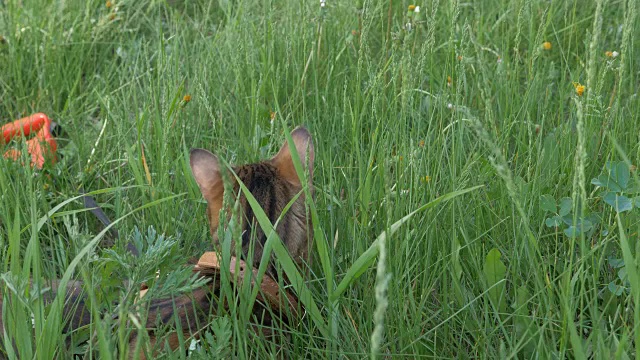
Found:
[189,148,222,203]
[271,127,314,186]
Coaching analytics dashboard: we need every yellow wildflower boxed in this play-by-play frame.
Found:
[542,41,552,50]
[418,140,425,148]
[420,175,431,183]
[106,0,112,8]
[408,5,416,11]
[180,94,192,109]
[573,82,585,97]
[447,75,452,87]
[605,51,613,57]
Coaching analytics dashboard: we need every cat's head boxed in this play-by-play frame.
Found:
[189,127,314,271]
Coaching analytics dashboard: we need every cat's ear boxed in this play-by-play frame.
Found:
[190,148,223,203]
[271,127,314,186]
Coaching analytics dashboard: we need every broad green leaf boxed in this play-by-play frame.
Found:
[564,226,580,237]
[625,179,640,193]
[615,162,630,190]
[608,257,624,269]
[545,216,562,227]
[483,248,507,313]
[561,215,592,228]
[605,161,615,171]
[564,220,593,237]
[608,282,624,296]
[603,192,633,213]
[540,195,557,213]
[558,197,572,217]
[592,161,630,192]
[618,268,627,281]
[585,213,601,225]
[332,185,483,302]
[591,176,616,191]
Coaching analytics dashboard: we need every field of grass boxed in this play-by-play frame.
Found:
[1,0,640,358]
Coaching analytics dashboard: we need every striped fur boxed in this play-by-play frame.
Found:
[189,126,315,280]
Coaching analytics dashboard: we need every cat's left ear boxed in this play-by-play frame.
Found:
[190,148,223,203]
[271,126,314,186]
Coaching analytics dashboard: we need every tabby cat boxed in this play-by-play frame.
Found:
[136,126,315,357]
[0,127,314,359]
[189,126,315,279]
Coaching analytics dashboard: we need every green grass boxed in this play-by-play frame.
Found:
[1,0,639,358]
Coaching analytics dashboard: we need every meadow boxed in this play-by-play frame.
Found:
[1,0,639,358]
